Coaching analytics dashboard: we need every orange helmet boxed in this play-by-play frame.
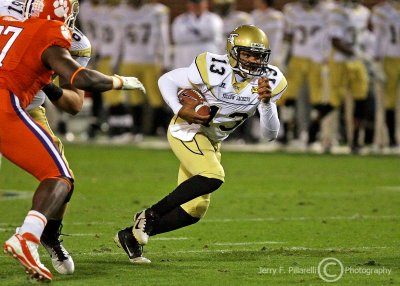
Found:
[23,0,79,29]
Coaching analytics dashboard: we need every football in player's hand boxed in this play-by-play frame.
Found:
[178,89,210,116]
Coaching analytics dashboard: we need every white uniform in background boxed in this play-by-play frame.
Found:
[329,2,370,63]
[96,3,124,70]
[120,2,170,69]
[251,7,285,66]
[284,1,332,65]
[218,11,251,54]
[371,1,400,147]
[172,10,223,68]
[116,1,171,136]
[79,0,104,59]
[372,1,400,60]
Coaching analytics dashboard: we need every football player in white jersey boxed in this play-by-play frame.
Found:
[114,25,287,263]
[116,0,171,138]
[328,0,371,153]
[281,0,333,147]
[0,0,91,275]
[213,0,257,143]
[172,0,224,69]
[372,0,400,149]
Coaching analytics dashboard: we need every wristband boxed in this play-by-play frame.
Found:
[42,83,63,101]
[111,75,123,89]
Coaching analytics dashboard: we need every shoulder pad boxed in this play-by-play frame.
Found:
[264,65,287,97]
[70,28,91,58]
[188,52,231,89]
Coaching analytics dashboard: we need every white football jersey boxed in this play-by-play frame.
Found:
[172,11,224,68]
[329,2,370,62]
[284,2,332,62]
[251,8,285,65]
[119,3,170,67]
[372,1,400,58]
[0,0,92,111]
[185,53,287,142]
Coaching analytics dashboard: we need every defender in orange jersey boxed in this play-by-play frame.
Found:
[1,0,145,282]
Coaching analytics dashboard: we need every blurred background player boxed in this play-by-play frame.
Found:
[0,0,92,275]
[1,0,145,281]
[328,0,371,153]
[280,0,332,149]
[117,0,171,139]
[251,0,285,67]
[172,0,223,69]
[79,0,107,139]
[83,0,129,141]
[372,0,400,152]
[213,0,251,40]
[114,25,287,264]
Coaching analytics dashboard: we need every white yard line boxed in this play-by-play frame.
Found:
[214,241,284,246]
[377,186,400,192]
[202,215,400,223]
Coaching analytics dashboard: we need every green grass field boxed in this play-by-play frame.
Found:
[0,144,399,285]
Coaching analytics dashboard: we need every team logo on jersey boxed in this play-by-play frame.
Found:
[251,86,258,93]
[54,0,70,18]
[61,25,72,40]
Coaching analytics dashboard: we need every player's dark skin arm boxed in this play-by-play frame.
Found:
[332,37,354,57]
[42,45,114,92]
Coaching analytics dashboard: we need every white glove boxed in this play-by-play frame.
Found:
[112,74,146,93]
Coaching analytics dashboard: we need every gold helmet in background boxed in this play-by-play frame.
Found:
[226,25,271,77]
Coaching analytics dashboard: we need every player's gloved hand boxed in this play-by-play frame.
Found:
[112,74,146,93]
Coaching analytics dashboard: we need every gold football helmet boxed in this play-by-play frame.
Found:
[227,25,271,77]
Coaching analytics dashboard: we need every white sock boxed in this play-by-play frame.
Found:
[18,210,47,241]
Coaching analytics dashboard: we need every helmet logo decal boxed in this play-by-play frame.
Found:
[228,33,238,46]
[53,0,69,18]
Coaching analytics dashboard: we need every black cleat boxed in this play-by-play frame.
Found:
[132,209,158,245]
[114,227,151,264]
[41,228,74,275]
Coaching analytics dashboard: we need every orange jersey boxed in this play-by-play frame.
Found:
[0,16,71,108]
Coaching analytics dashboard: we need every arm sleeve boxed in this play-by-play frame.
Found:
[258,101,280,141]
[158,68,193,114]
